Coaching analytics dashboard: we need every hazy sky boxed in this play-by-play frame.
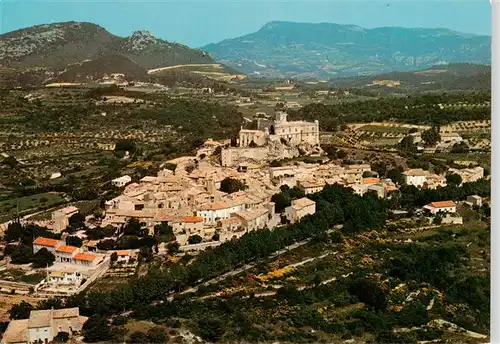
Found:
[1,0,492,47]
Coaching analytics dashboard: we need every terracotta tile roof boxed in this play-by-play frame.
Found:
[28,310,52,328]
[33,237,60,247]
[2,319,28,343]
[429,200,456,208]
[363,177,380,184]
[53,307,80,319]
[74,253,97,262]
[155,211,170,222]
[116,250,129,256]
[56,245,78,254]
[59,206,78,215]
[199,202,230,211]
[291,197,316,209]
[183,216,204,223]
[237,207,269,221]
[220,217,242,224]
[403,168,428,176]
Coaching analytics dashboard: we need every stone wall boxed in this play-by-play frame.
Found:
[221,147,269,167]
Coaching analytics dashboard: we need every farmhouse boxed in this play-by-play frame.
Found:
[33,237,103,267]
[285,197,316,224]
[169,216,205,236]
[466,195,483,207]
[45,267,83,286]
[233,203,275,232]
[111,175,132,188]
[423,200,457,215]
[1,308,87,344]
[55,245,79,263]
[33,237,62,254]
[402,169,428,188]
[297,179,325,195]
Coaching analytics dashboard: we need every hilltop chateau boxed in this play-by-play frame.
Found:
[239,111,319,147]
[222,111,321,167]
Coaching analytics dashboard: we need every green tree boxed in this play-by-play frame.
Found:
[123,219,146,237]
[167,241,180,255]
[196,318,225,342]
[82,315,112,342]
[335,150,347,159]
[387,168,403,185]
[110,252,118,262]
[53,332,69,343]
[154,223,175,242]
[451,141,470,153]
[398,136,418,153]
[127,331,148,344]
[147,327,168,343]
[348,278,387,311]
[115,140,136,153]
[164,163,177,171]
[32,248,55,268]
[421,128,441,147]
[68,213,85,229]
[433,214,443,225]
[65,236,83,247]
[37,298,64,310]
[2,156,19,168]
[10,245,34,264]
[112,315,128,326]
[446,173,463,187]
[139,246,153,261]
[188,235,203,245]
[220,177,248,194]
[8,301,33,320]
[4,222,25,243]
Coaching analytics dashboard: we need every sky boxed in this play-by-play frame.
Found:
[0,0,492,48]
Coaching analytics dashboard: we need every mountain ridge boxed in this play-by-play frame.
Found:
[203,21,491,79]
[0,21,215,69]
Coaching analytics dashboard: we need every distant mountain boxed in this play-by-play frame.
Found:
[328,63,490,94]
[0,21,242,84]
[203,21,491,79]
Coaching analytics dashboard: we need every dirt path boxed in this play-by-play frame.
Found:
[148,64,222,74]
